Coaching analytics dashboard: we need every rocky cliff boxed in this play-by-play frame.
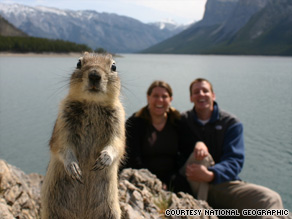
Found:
[0,159,216,219]
[143,0,292,56]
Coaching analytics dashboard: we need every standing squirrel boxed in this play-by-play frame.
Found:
[41,52,125,219]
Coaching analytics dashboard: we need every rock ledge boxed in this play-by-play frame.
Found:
[0,159,216,219]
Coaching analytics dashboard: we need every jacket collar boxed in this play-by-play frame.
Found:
[192,101,219,125]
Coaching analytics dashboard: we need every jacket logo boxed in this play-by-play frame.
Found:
[215,125,222,130]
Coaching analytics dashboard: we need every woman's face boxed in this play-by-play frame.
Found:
[147,86,172,117]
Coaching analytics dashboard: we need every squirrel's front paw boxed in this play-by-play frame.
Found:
[65,161,83,184]
[92,151,113,171]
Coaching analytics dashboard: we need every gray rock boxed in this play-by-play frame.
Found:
[0,159,216,218]
[119,168,216,219]
[0,159,42,219]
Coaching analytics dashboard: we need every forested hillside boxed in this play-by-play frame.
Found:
[0,15,91,53]
[0,36,91,53]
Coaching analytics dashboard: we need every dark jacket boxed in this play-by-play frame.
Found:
[180,102,245,184]
[123,106,181,185]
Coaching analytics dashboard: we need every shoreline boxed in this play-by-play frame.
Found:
[0,52,83,57]
[0,52,123,58]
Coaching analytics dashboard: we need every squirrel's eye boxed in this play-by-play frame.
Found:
[77,60,82,69]
[111,64,116,71]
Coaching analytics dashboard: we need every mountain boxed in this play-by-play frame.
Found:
[0,14,91,53]
[143,0,292,56]
[0,15,27,36]
[0,3,187,53]
[148,19,190,32]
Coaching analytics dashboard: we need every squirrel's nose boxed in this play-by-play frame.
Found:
[89,71,101,83]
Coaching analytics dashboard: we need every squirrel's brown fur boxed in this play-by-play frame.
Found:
[41,52,125,219]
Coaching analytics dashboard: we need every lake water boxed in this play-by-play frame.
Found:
[0,54,291,210]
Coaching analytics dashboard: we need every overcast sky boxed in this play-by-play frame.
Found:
[0,0,207,24]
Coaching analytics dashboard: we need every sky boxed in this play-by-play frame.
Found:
[0,0,207,24]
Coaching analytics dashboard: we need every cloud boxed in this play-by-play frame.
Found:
[123,0,207,20]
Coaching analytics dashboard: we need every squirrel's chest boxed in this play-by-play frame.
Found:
[63,102,119,143]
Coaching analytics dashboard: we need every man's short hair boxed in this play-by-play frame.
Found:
[189,78,214,96]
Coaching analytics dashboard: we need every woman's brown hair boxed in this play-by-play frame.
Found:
[147,80,173,97]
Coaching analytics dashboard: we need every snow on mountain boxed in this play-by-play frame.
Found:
[34,6,68,16]
[0,3,186,53]
[148,18,192,31]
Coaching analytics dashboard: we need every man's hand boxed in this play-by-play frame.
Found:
[194,141,209,160]
[186,163,214,182]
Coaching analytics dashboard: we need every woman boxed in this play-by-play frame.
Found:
[124,80,181,190]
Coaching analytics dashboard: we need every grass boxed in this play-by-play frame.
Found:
[153,192,173,218]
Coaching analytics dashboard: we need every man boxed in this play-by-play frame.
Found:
[179,78,285,216]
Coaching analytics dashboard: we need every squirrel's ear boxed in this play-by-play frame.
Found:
[111,62,116,72]
[77,57,83,69]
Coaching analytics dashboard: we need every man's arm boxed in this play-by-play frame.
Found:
[208,122,245,184]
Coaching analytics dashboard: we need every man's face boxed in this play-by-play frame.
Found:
[190,81,216,112]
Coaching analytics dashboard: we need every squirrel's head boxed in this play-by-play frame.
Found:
[69,52,120,103]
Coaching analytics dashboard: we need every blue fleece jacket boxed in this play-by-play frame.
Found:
[180,102,245,184]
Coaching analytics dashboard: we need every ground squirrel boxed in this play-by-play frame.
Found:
[41,52,125,219]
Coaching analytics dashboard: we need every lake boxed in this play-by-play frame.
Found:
[0,54,291,210]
